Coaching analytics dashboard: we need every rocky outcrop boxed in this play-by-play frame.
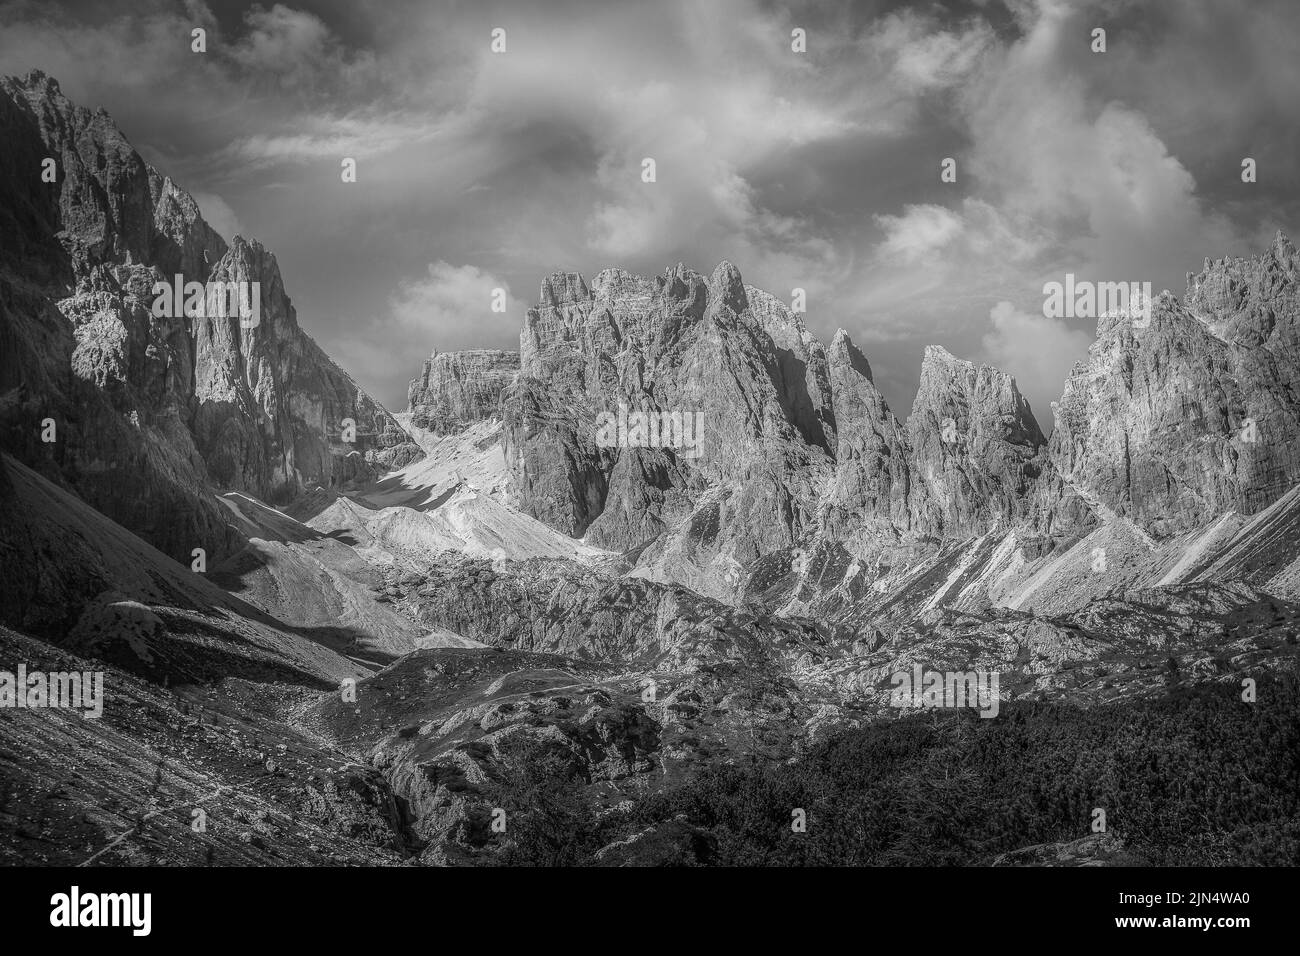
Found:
[189,235,416,496]
[821,329,910,550]
[498,257,1059,591]
[393,556,835,670]
[991,833,1135,867]
[491,232,1300,600]
[0,70,416,562]
[908,345,1046,539]
[407,349,518,434]
[505,261,840,560]
[1050,233,1300,539]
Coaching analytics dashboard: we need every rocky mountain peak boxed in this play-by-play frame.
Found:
[498,254,1070,575]
[828,328,874,383]
[428,230,1300,604]
[907,343,1045,538]
[1184,230,1299,347]
[5,68,64,107]
[707,259,748,315]
[408,349,519,434]
[920,342,960,366]
[915,344,1043,441]
[0,72,417,560]
[822,328,910,548]
[1269,228,1294,259]
[1051,232,1300,537]
[539,270,591,307]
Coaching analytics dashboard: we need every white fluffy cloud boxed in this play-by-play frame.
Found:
[960,10,1241,284]
[874,204,965,261]
[388,261,514,341]
[849,0,1260,395]
[455,0,867,299]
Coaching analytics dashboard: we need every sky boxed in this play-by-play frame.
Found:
[2,0,1297,430]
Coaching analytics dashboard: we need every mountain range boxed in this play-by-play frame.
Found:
[2,71,1297,866]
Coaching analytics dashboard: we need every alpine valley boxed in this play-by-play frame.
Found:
[2,72,1297,867]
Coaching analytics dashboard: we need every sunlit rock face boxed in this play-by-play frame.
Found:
[1051,234,1300,539]
[407,349,518,435]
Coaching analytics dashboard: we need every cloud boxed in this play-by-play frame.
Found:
[229,5,331,72]
[869,11,997,93]
[227,3,381,94]
[3,0,1295,420]
[216,112,445,168]
[874,204,965,261]
[388,261,515,342]
[957,1,1244,283]
[190,191,242,242]
[856,199,1051,342]
[979,300,1093,431]
[450,0,871,299]
[852,0,1262,365]
[326,261,516,411]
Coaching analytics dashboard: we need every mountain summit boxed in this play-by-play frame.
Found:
[405,236,1300,610]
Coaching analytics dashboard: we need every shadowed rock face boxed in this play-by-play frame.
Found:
[1051,234,1300,538]
[0,70,416,561]
[407,349,518,434]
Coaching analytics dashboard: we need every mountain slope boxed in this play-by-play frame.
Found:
[0,453,372,685]
[0,70,418,566]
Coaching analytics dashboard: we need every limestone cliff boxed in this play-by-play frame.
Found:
[0,70,418,561]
